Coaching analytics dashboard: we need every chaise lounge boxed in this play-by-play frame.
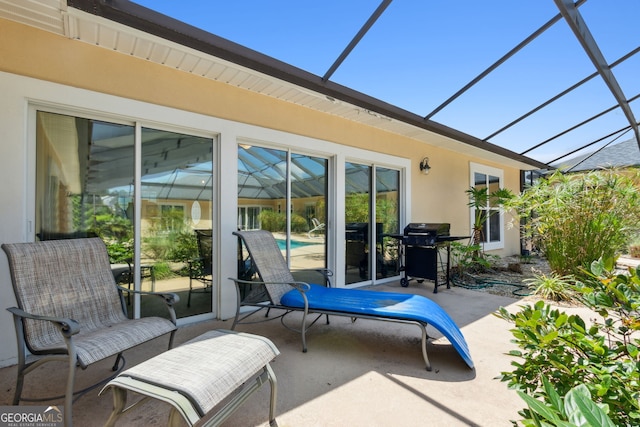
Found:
[230,230,474,371]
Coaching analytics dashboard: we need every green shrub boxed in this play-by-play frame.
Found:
[508,169,640,277]
[291,213,308,233]
[517,380,615,427]
[496,258,640,426]
[150,261,175,280]
[523,272,574,302]
[259,210,286,232]
[167,230,198,262]
[450,241,499,274]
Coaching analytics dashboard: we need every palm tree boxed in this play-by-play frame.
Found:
[466,186,513,254]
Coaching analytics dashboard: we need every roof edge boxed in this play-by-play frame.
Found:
[67,0,549,170]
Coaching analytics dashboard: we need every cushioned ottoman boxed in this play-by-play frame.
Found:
[100,329,279,426]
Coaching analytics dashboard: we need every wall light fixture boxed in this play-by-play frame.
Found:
[419,157,431,175]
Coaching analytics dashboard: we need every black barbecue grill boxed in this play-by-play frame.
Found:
[400,223,469,292]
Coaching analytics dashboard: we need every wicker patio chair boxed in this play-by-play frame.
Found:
[2,238,178,427]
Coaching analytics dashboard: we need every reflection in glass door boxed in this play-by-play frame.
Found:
[345,162,371,284]
[140,128,214,318]
[36,112,215,320]
[376,167,401,280]
[237,145,327,286]
[344,162,400,285]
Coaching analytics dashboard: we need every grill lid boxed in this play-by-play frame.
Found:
[403,223,450,237]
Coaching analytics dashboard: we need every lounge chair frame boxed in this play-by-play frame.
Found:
[230,230,473,371]
[231,278,432,369]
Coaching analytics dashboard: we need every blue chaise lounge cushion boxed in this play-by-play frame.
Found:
[280,284,474,369]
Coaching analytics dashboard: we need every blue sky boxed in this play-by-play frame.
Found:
[132,1,639,164]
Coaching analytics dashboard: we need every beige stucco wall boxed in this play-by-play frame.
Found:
[0,17,527,250]
[0,17,528,366]
[3,18,525,254]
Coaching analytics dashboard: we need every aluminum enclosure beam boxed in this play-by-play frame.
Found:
[554,0,640,150]
[322,0,393,82]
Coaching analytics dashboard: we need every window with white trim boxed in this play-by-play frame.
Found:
[469,163,504,251]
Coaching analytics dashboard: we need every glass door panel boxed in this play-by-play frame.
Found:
[36,111,135,244]
[289,153,327,282]
[36,110,137,309]
[376,167,400,279]
[140,127,213,318]
[237,145,328,288]
[344,162,371,284]
[344,163,401,285]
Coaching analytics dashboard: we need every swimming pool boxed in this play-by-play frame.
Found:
[275,238,318,250]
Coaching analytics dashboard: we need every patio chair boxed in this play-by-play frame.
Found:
[188,229,213,307]
[307,218,325,238]
[2,238,178,427]
[230,230,474,371]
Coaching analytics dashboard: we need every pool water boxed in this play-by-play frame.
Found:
[276,238,317,250]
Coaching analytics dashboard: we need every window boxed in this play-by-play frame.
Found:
[469,163,504,251]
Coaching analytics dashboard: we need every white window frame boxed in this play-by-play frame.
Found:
[469,162,505,251]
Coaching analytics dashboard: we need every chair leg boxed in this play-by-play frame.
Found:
[266,363,278,427]
[11,315,26,405]
[103,386,127,427]
[419,323,432,371]
[111,353,124,372]
[12,364,25,405]
[300,310,308,353]
[64,356,77,427]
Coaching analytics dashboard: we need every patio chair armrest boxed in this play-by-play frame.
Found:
[115,286,179,324]
[6,306,80,337]
[229,278,311,293]
[116,285,179,303]
[314,268,334,287]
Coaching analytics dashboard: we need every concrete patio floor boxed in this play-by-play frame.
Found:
[0,282,594,426]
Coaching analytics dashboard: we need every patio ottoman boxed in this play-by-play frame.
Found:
[100,329,279,426]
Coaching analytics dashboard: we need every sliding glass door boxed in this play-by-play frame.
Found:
[140,127,214,317]
[344,162,400,285]
[36,110,215,320]
[237,145,327,283]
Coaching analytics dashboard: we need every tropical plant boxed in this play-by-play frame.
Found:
[449,241,499,274]
[517,380,615,427]
[466,186,514,247]
[87,205,134,262]
[523,272,574,302]
[167,230,199,263]
[508,169,640,277]
[458,186,512,273]
[496,258,640,426]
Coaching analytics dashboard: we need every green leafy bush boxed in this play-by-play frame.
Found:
[259,210,286,232]
[497,258,640,426]
[450,241,499,274]
[523,272,574,302]
[508,169,640,277]
[291,213,308,233]
[517,380,615,427]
